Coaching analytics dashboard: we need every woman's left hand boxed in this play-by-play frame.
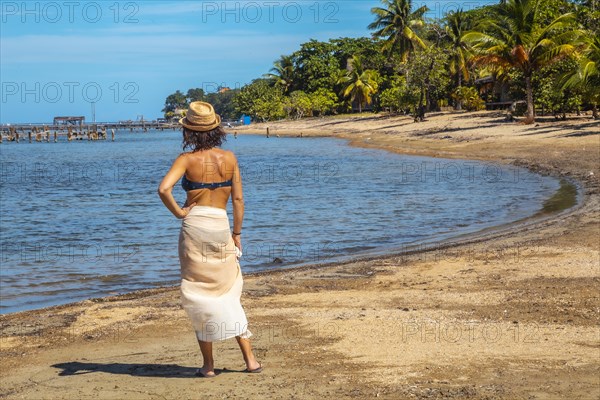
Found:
[178,202,196,219]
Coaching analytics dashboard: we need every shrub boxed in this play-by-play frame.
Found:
[452,86,486,111]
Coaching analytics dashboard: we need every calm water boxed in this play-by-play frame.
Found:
[0,131,561,314]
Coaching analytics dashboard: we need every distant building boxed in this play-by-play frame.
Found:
[53,116,85,126]
[351,100,374,112]
[474,75,512,109]
[218,87,231,93]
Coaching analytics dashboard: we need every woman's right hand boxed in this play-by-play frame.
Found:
[233,235,242,254]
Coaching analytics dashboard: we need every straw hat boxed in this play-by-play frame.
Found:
[179,101,222,132]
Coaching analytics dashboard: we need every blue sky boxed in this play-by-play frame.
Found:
[1,0,494,123]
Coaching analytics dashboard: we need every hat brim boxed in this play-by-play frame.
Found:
[179,114,221,132]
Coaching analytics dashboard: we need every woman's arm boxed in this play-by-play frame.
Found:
[158,155,195,218]
[230,153,244,250]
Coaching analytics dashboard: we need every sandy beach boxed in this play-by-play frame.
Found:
[1,110,598,399]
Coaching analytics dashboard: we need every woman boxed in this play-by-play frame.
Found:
[158,101,262,378]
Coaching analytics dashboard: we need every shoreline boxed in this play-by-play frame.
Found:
[1,110,598,399]
[233,114,597,191]
[0,133,582,317]
[0,179,581,318]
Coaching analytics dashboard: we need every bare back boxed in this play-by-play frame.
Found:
[182,148,238,209]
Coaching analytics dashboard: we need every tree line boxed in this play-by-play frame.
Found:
[163,0,599,124]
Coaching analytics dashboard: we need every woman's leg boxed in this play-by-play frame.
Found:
[196,339,216,376]
[235,336,261,371]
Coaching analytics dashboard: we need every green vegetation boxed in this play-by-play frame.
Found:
[162,87,240,121]
[338,55,380,113]
[163,0,598,124]
[463,0,582,123]
[445,9,472,110]
[452,86,486,111]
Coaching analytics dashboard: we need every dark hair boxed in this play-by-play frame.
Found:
[182,126,227,151]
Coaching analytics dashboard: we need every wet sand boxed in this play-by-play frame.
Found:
[1,110,599,399]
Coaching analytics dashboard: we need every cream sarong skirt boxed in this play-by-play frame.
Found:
[178,206,252,342]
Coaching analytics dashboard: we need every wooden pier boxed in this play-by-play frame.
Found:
[0,121,180,143]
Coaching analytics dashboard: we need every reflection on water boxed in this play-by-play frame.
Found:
[541,179,578,214]
[0,131,561,313]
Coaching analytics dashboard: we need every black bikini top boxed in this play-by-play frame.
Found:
[181,175,232,191]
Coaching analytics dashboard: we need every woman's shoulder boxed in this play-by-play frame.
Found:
[176,151,194,163]
[216,148,237,161]
[177,148,236,163]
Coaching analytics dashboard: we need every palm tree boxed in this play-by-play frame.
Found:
[264,55,295,94]
[338,56,380,113]
[368,0,428,62]
[464,0,581,124]
[562,33,600,118]
[445,9,472,110]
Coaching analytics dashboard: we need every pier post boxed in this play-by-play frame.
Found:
[266,127,270,138]
[28,131,32,143]
[67,127,72,141]
[54,131,58,143]
[111,129,115,141]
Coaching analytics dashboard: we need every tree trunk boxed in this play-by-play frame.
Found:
[593,103,598,119]
[426,85,432,112]
[415,84,425,122]
[456,73,463,111]
[402,62,410,113]
[424,58,435,112]
[524,74,535,124]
